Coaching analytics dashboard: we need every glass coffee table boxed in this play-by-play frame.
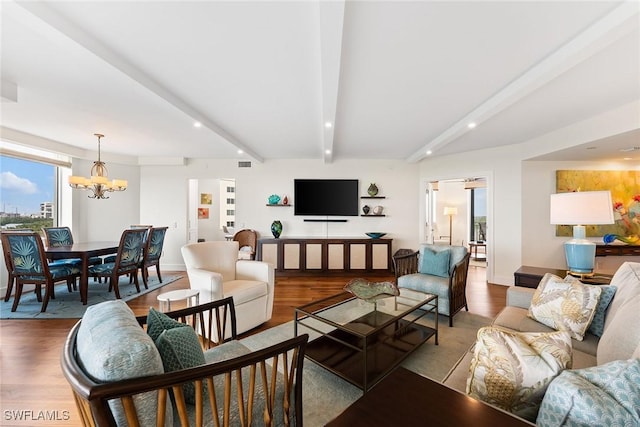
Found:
[294,292,438,392]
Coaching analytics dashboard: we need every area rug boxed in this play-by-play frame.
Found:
[0,275,181,319]
[239,311,491,426]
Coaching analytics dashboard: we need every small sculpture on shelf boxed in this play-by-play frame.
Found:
[367,183,379,197]
[268,195,281,205]
[373,205,384,215]
[283,195,289,205]
[362,205,370,215]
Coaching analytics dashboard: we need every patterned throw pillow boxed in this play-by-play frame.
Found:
[586,285,616,337]
[528,274,602,341]
[155,326,206,404]
[146,307,190,342]
[418,248,450,277]
[537,359,640,427]
[466,326,572,422]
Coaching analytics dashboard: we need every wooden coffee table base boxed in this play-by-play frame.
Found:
[326,367,534,426]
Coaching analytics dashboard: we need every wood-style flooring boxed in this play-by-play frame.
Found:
[0,265,505,426]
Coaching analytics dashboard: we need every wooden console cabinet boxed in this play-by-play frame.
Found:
[257,237,393,276]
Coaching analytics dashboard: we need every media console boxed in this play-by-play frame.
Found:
[256,237,393,276]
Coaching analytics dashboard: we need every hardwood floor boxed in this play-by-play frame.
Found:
[0,265,504,426]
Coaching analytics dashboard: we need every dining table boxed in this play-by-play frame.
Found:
[45,241,119,305]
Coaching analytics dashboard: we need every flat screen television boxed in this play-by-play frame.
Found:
[294,179,359,216]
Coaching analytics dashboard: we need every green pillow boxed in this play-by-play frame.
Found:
[146,307,189,342]
[419,248,450,277]
[155,326,206,404]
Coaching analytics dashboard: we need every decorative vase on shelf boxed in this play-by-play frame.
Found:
[271,220,283,238]
[268,194,281,205]
[283,195,289,205]
[362,205,370,215]
[373,205,384,215]
[367,183,379,197]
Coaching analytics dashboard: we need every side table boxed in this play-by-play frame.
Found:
[157,289,200,312]
[514,265,613,288]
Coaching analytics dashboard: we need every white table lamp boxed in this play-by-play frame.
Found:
[550,191,614,276]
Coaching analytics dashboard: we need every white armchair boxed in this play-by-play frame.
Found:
[181,241,275,334]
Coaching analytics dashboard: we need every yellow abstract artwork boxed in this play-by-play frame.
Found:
[556,170,640,237]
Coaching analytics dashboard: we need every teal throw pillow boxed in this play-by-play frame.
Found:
[587,285,616,337]
[146,307,189,342]
[419,248,450,277]
[155,326,206,404]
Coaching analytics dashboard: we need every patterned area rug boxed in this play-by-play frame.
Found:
[239,311,491,426]
[0,275,181,319]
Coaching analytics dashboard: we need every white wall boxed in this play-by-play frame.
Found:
[139,159,421,270]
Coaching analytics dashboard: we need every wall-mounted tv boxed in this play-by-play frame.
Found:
[294,179,359,216]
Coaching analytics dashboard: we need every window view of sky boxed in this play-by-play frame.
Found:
[0,155,54,216]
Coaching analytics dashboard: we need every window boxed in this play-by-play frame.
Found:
[226,198,235,204]
[470,188,487,242]
[226,187,235,193]
[1,141,72,234]
[226,209,235,216]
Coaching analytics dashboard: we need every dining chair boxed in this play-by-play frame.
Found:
[137,226,168,288]
[2,229,32,302]
[88,228,147,299]
[44,226,103,286]
[232,228,258,260]
[1,231,80,312]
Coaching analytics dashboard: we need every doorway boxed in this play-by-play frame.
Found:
[187,178,236,243]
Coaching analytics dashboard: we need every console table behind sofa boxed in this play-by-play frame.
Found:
[257,237,393,276]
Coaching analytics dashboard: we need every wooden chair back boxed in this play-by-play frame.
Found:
[233,229,258,260]
[61,297,308,427]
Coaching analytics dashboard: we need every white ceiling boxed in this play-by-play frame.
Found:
[1,1,639,164]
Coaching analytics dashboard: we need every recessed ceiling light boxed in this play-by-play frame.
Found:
[325,149,331,154]
[194,121,202,128]
[623,157,632,161]
[325,122,333,128]
[237,150,243,154]
[467,122,477,129]
[426,150,432,155]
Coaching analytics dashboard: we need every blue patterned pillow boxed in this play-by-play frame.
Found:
[587,285,616,337]
[418,248,450,277]
[155,326,206,404]
[537,359,640,427]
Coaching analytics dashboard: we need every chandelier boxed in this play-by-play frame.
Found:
[68,133,127,199]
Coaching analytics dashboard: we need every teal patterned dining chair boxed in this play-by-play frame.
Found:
[1,232,80,312]
[44,226,103,285]
[138,226,168,288]
[88,228,147,299]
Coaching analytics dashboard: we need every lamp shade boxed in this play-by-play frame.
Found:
[443,207,458,216]
[549,191,614,225]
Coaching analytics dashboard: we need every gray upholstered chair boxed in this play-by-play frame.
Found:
[394,244,471,326]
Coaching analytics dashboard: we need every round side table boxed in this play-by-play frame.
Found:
[156,289,200,312]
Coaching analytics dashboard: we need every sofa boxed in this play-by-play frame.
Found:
[61,297,308,427]
[181,240,275,334]
[443,261,640,425]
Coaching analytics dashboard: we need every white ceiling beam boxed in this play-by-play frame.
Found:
[407,1,640,163]
[317,0,346,164]
[15,1,264,163]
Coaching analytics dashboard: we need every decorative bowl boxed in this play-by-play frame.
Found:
[365,232,386,239]
[268,194,281,205]
[344,278,399,302]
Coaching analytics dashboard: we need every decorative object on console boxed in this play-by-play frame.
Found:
[344,277,399,303]
[271,220,282,238]
[443,207,458,245]
[68,133,127,199]
[367,183,379,196]
[365,232,386,239]
[550,191,614,275]
[362,205,370,215]
[373,205,384,215]
[268,194,281,205]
